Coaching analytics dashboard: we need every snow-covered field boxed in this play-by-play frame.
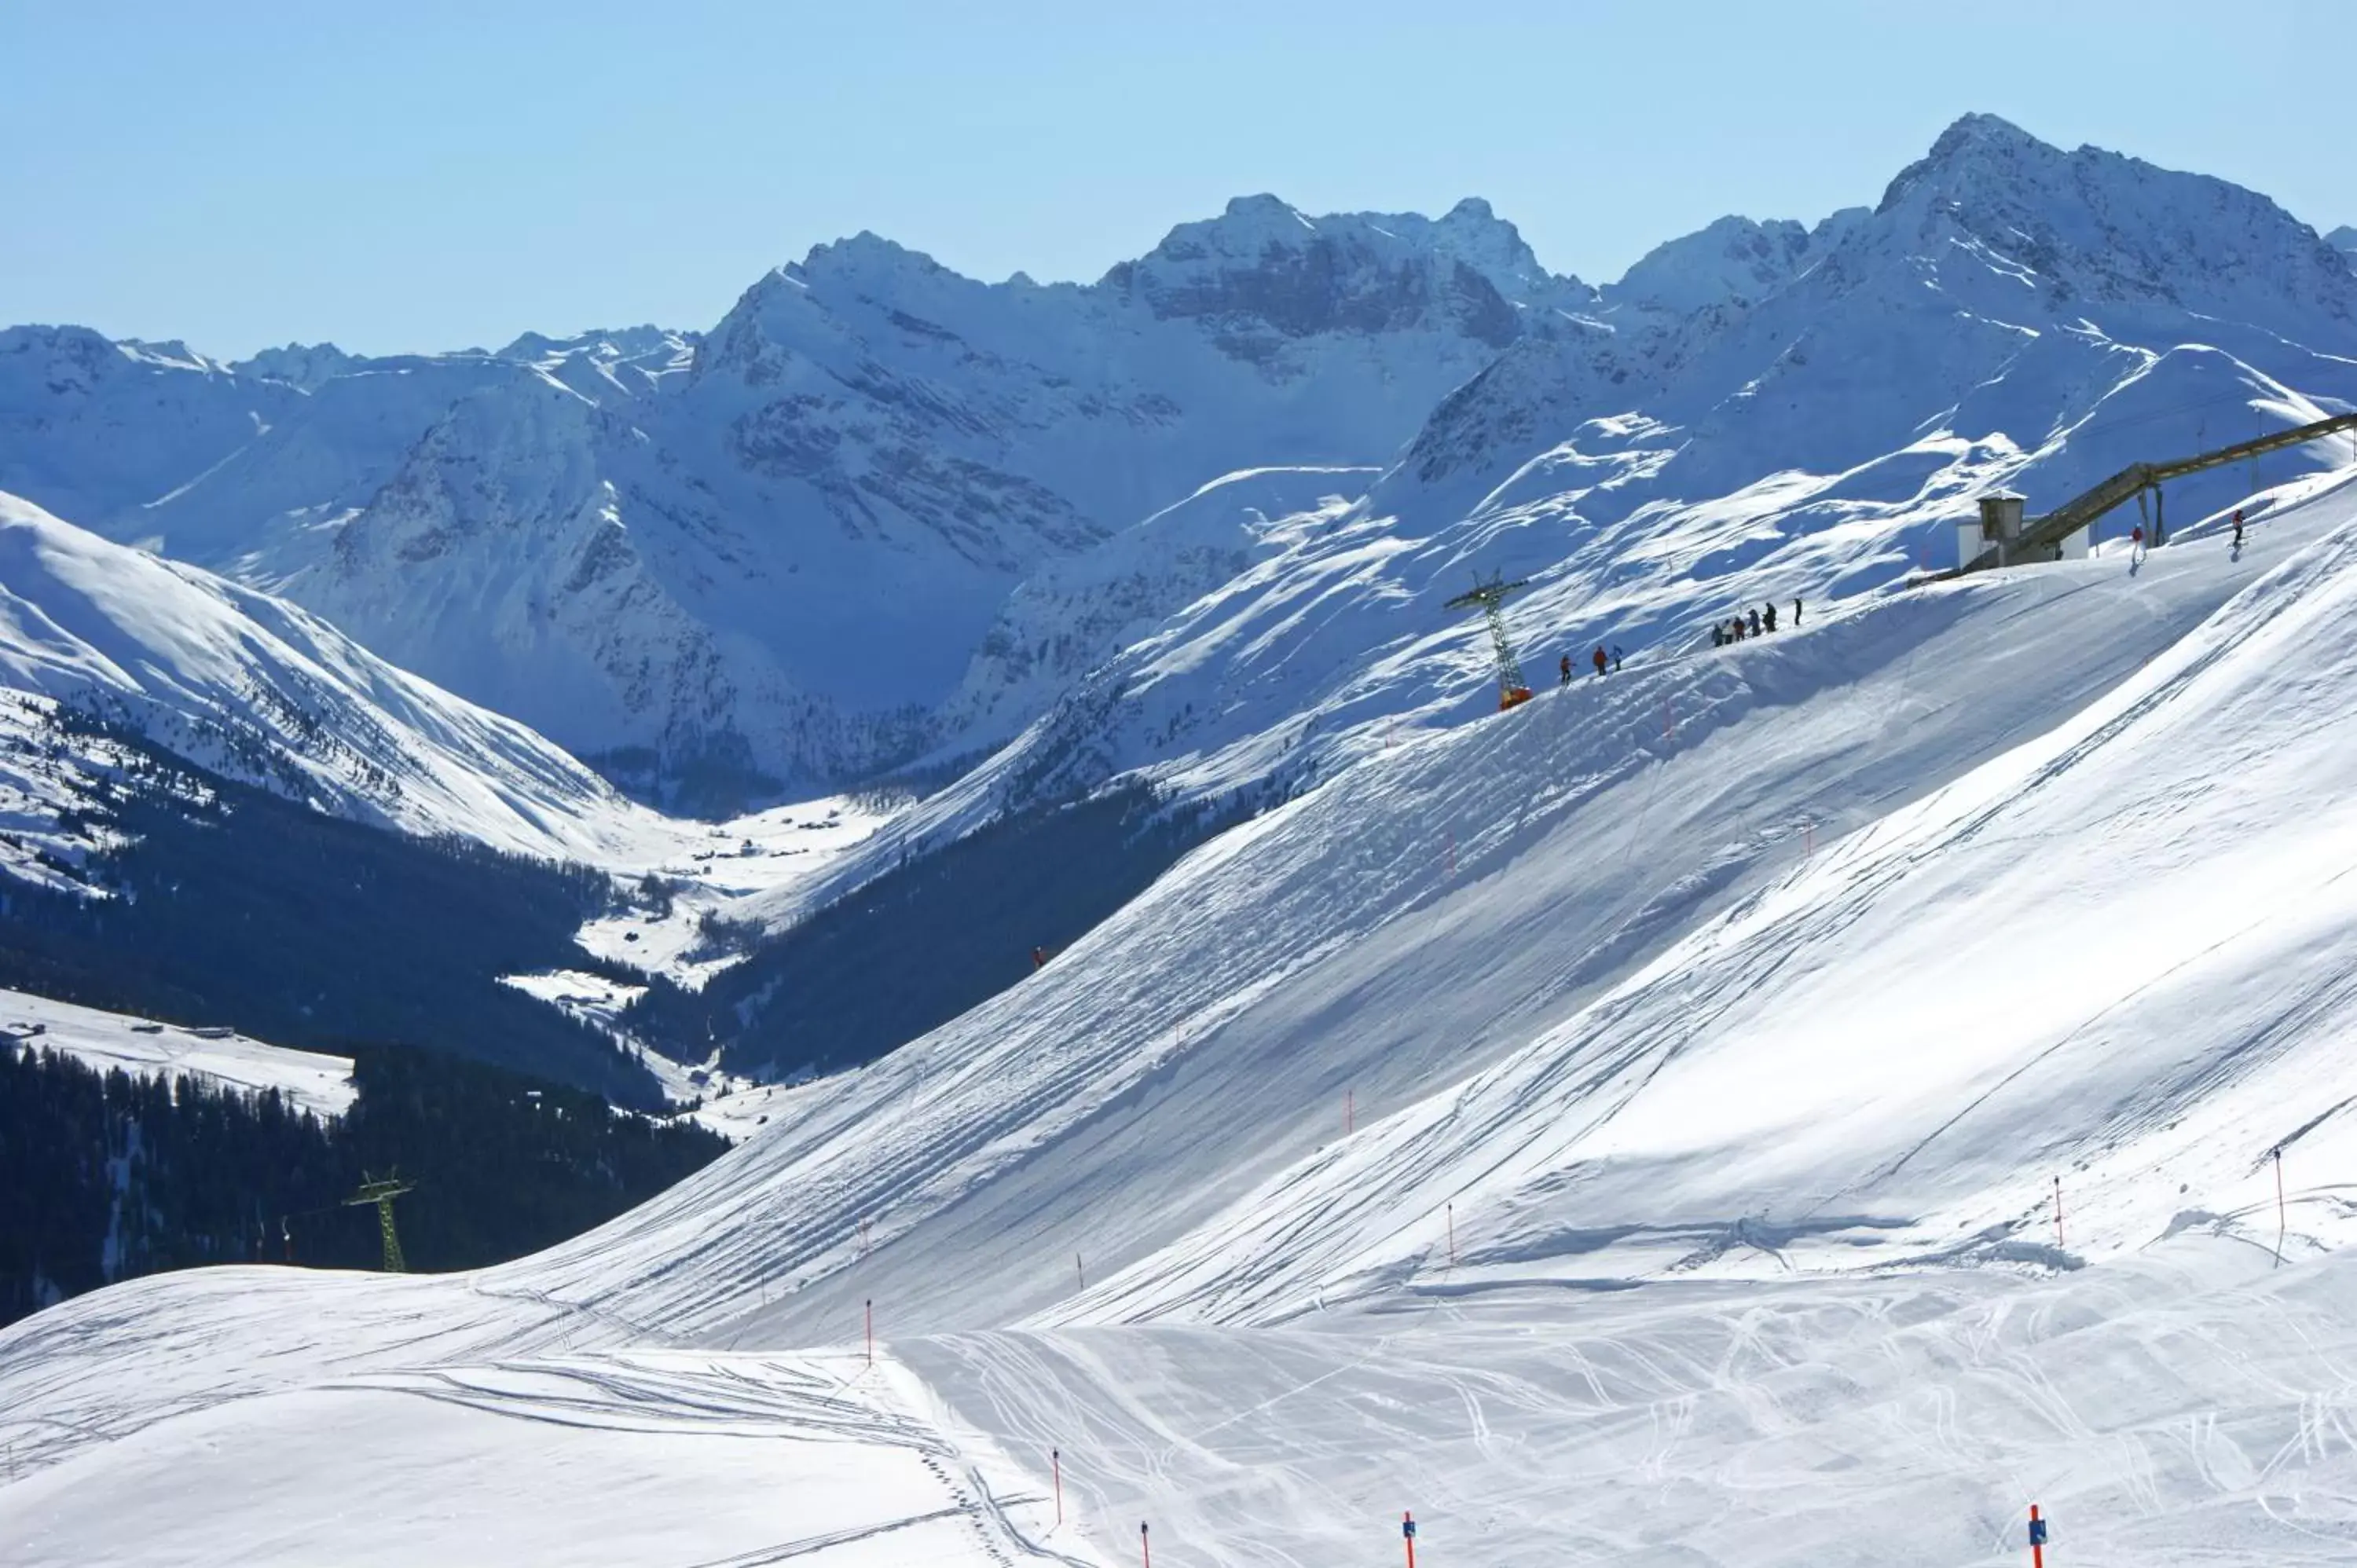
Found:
[7,1243,2357,1566]
[2,987,354,1117]
[8,464,2357,1563]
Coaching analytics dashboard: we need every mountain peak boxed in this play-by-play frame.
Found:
[1928,111,2042,159]
[786,232,958,296]
[233,341,360,390]
[1609,214,1816,317]
[1221,192,1308,225]
[1879,112,2058,214]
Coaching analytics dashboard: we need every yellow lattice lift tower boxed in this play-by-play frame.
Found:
[346,1172,416,1273]
[1446,573,1534,711]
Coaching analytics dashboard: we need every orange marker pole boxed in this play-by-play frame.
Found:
[1140,1522,1150,1568]
[2029,1503,2047,1568]
[1403,1511,1418,1568]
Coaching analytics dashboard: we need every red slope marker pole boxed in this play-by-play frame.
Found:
[1140,1522,1150,1568]
[2028,1503,2047,1568]
[1053,1448,1062,1526]
[2053,1176,2064,1247]
[1076,1252,1085,1291]
[1347,1090,1354,1136]
[1403,1511,1418,1568]
[1447,1203,1457,1267]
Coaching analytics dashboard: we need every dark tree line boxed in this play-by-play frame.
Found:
[0,1042,728,1330]
[0,713,670,1105]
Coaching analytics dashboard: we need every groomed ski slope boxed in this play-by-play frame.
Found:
[6,474,2357,1565]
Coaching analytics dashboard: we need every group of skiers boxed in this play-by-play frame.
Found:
[1552,591,1808,683]
[1713,597,1801,647]
[1560,645,1625,683]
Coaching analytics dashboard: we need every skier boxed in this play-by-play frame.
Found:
[1793,595,1803,626]
[2131,523,2146,565]
[1032,946,1047,972]
[1747,606,1762,638]
[1611,644,1624,673]
[2231,508,2245,549]
[1762,602,1778,633]
[1712,623,1726,647]
[1592,645,1608,677]
[1560,652,1572,687]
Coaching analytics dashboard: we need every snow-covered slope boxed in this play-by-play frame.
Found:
[2,989,353,1118]
[929,465,1380,757]
[8,469,2357,1565]
[0,489,669,867]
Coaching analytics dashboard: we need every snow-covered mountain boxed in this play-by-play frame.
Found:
[10,119,2355,822]
[0,489,666,870]
[0,203,1584,806]
[842,114,2357,854]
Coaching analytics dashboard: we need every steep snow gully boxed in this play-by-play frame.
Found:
[8,471,2357,1564]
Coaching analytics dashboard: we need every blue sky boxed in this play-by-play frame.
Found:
[4,0,2348,357]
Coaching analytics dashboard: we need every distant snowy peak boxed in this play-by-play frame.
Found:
[500,324,694,362]
[0,323,241,395]
[1607,211,1860,319]
[1870,113,2357,342]
[232,342,363,391]
[498,326,698,403]
[0,324,292,526]
[1108,192,1571,350]
[2328,225,2357,268]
